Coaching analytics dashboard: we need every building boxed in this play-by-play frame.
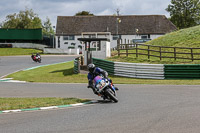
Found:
[55,15,177,51]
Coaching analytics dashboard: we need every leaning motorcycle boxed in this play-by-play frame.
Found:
[92,75,118,103]
[31,54,41,63]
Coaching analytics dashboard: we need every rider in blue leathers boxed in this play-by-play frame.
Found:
[87,63,118,94]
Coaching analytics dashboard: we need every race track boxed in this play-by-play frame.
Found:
[1,56,200,133]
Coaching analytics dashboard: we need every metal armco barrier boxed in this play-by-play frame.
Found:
[92,58,164,79]
[164,64,200,79]
[93,58,115,75]
[93,58,200,79]
[114,62,164,79]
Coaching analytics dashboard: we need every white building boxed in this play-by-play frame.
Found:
[55,15,177,53]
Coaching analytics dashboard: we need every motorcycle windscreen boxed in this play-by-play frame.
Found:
[93,76,102,85]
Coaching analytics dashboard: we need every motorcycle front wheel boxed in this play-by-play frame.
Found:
[105,89,118,103]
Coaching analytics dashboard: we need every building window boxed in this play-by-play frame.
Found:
[141,35,150,39]
[63,36,68,40]
[141,35,148,39]
[69,36,75,40]
[68,46,75,49]
[92,41,101,51]
[113,35,121,40]
[63,35,75,40]
[89,35,96,38]
[78,45,82,49]
[85,41,101,51]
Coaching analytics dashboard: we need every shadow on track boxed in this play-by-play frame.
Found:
[97,100,114,104]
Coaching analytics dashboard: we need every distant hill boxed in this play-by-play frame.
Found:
[147,25,200,48]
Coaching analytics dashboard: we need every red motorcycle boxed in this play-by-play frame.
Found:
[31,53,41,63]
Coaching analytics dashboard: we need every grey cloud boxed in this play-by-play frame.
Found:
[0,0,171,27]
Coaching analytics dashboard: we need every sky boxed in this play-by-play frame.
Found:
[0,0,171,28]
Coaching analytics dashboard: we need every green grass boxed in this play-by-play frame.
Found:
[7,61,88,83]
[0,48,42,56]
[6,60,200,85]
[147,25,200,47]
[0,97,89,111]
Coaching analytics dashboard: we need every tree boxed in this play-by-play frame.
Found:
[166,0,200,29]
[42,17,54,37]
[2,8,42,29]
[75,11,94,16]
[1,8,54,36]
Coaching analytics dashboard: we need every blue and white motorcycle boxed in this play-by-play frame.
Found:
[93,75,118,103]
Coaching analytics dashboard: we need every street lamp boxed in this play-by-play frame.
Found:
[135,28,139,39]
[116,18,121,37]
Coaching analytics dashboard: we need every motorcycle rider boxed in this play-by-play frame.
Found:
[35,53,41,60]
[31,53,35,60]
[87,63,118,95]
[31,53,38,60]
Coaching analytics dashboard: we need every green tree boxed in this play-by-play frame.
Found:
[2,13,19,28]
[42,17,54,37]
[166,0,200,29]
[1,8,54,36]
[2,8,42,29]
[75,11,94,16]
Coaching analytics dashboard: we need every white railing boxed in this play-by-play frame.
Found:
[114,62,164,79]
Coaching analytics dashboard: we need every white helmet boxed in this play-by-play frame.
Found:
[87,64,95,73]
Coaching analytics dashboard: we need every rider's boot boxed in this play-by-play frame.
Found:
[115,87,119,91]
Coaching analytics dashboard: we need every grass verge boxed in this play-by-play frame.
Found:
[0,97,89,111]
[6,60,200,85]
[6,61,87,83]
[0,48,42,56]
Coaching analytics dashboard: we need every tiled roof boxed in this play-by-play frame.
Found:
[56,15,177,35]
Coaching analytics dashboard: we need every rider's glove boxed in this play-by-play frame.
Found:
[102,72,108,79]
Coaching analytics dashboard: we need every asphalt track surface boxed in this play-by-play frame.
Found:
[1,56,200,133]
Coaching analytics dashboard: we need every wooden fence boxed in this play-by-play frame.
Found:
[117,39,200,61]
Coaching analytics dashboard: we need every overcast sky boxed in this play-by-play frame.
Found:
[0,0,171,27]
